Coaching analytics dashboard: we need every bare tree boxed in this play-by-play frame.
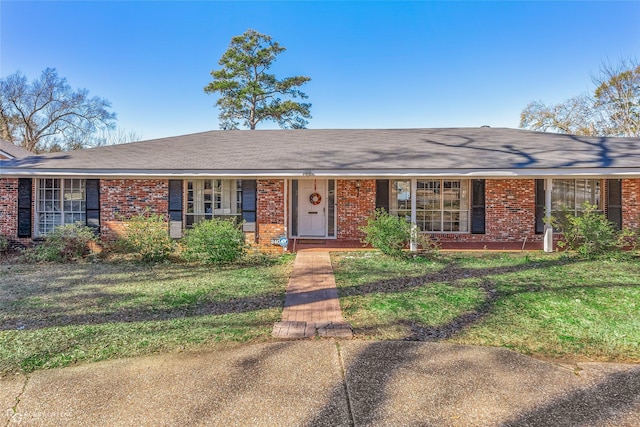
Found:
[0,68,116,153]
[95,127,142,147]
[593,59,640,137]
[520,96,603,136]
[520,59,639,137]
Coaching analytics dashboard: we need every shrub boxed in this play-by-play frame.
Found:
[360,209,411,257]
[118,212,175,262]
[181,218,246,264]
[415,232,440,258]
[551,202,625,259]
[0,235,8,252]
[28,223,97,262]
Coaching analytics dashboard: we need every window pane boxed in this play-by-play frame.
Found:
[575,179,600,209]
[37,178,86,235]
[417,180,440,210]
[390,180,411,213]
[185,179,242,228]
[419,210,442,232]
[552,179,572,211]
[552,179,600,216]
[412,179,470,233]
[443,180,461,210]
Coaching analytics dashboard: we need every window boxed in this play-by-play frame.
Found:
[389,179,470,232]
[416,179,469,232]
[36,178,86,235]
[390,180,411,221]
[186,179,242,227]
[551,179,601,216]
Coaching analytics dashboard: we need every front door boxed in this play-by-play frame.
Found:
[298,179,326,237]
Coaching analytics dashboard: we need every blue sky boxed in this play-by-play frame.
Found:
[2,1,639,141]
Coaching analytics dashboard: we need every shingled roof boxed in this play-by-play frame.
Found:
[0,139,32,159]
[1,128,640,178]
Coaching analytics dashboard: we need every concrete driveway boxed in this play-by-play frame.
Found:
[2,341,639,426]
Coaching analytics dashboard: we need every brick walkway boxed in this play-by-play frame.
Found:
[272,251,353,339]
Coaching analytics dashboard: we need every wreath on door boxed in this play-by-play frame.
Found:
[309,192,322,205]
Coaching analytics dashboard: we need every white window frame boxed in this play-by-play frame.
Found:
[35,178,86,236]
[390,179,470,233]
[185,179,242,227]
[551,178,602,216]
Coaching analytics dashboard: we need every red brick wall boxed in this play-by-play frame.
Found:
[484,178,537,241]
[337,179,376,240]
[0,178,18,237]
[256,179,285,253]
[5,176,639,252]
[0,178,34,246]
[100,179,169,240]
[409,179,540,243]
[622,179,640,230]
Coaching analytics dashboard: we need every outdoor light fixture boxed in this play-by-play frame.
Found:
[303,170,313,176]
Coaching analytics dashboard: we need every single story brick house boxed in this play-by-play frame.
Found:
[1,127,640,253]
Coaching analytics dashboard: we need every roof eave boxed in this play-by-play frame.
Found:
[2,168,640,179]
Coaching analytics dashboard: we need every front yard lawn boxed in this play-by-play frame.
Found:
[3,250,638,375]
[332,251,640,362]
[0,257,294,374]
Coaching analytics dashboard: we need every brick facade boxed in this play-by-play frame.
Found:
[0,178,33,247]
[336,179,376,240]
[402,179,540,244]
[100,179,169,241]
[622,179,640,230]
[484,178,537,241]
[256,179,286,253]
[0,178,18,238]
[4,176,640,252]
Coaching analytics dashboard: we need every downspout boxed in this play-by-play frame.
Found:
[544,178,553,253]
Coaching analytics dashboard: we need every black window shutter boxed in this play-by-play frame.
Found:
[375,180,390,212]
[17,178,32,238]
[168,180,183,221]
[241,180,257,223]
[471,179,485,234]
[607,179,622,230]
[535,179,545,234]
[85,179,100,232]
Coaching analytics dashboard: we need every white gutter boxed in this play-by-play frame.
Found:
[3,168,640,179]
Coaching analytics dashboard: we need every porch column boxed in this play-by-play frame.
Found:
[544,178,553,253]
[410,178,417,252]
[283,178,288,253]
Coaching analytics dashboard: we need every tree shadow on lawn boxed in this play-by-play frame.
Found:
[1,263,288,331]
[334,255,640,341]
[5,317,283,374]
[311,252,640,426]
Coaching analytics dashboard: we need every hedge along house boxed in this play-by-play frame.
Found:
[1,127,640,253]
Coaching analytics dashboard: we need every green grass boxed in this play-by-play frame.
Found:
[0,256,294,374]
[332,251,640,362]
[3,250,639,374]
